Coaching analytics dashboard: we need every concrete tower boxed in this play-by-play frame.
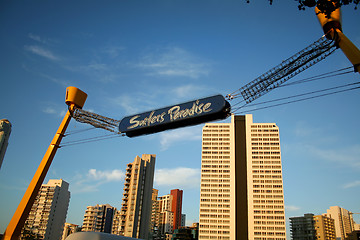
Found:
[113,154,156,239]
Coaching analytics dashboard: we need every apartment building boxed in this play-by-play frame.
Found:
[290,213,336,240]
[21,179,70,240]
[314,215,336,240]
[290,213,316,240]
[149,189,183,239]
[61,223,79,240]
[82,204,116,233]
[113,154,156,239]
[199,114,286,240]
[325,206,356,240]
[150,188,160,238]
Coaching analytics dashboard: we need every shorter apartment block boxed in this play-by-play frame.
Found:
[290,213,336,240]
[150,189,183,239]
[82,204,116,233]
[61,223,80,240]
[21,179,70,240]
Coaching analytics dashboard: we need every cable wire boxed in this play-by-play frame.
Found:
[227,66,353,100]
[279,69,354,88]
[231,81,360,112]
[232,85,360,114]
[60,133,124,148]
[65,126,97,136]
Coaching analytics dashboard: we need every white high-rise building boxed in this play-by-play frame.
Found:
[21,179,70,240]
[199,114,286,240]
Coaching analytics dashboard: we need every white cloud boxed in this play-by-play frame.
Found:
[70,169,125,194]
[171,84,213,99]
[308,144,360,169]
[42,106,66,117]
[343,180,360,189]
[294,121,318,138]
[285,205,300,211]
[110,83,214,116]
[24,45,59,61]
[38,73,69,87]
[28,33,43,43]
[110,94,143,115]
[138,47,210,79]
[88,169,124,182]
[154,167,200,189]
[28,33,56,45]
[102,46,126,58]
[159,126,202,150]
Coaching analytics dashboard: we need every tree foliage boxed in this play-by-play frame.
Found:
[246,0,359,18]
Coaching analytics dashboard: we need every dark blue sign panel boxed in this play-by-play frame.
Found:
[119,95,231,137]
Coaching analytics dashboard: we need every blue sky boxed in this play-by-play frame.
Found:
[0,1,359,237]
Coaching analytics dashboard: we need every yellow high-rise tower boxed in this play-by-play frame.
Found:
[199,114,286,240]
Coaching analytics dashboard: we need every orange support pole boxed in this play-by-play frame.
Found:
[2,87,87,240]
[335,30,360,73]
[2,105,74,240]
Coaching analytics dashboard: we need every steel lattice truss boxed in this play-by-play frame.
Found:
[72,108,121,133]
[239,36,337,103]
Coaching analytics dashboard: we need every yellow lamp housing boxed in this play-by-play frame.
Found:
[315,2,360,73]
[65,86,87,109]
[315,4,342,39]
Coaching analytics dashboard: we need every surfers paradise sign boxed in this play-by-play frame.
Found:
[119,95,231,137]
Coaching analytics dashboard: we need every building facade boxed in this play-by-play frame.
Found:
[199,114,286,240]
[158,194,174,235]
[113,154,156,239]
[290,213,316,240]
[325,206,355,240]
[314,215,336,240]
[21,179,70,240]
[290,213,336,240]
[170,189,183,231]
[150,189,184,239]
[61,223,80,240]
[82,204,116,233]
[150,188,160,239]
[181,214,186,228]
[0,119,12,169]
[172,224,199,240]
